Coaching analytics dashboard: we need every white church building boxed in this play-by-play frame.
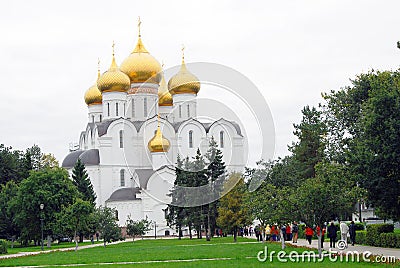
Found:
[62,25,246,236]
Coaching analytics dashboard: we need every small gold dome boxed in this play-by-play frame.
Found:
[84,84,102,106]
[84,70,102,105]
[120,37,162,84]
[98,54,130,93]
[168,58,200,95]
[148,125,170,153]
[158,73,173,106]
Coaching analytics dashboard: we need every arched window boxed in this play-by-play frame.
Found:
[107,103,110,117]
[92,115,95,123]
[220,131,224,148]
[99,114,102,122]
[120,169,125,187]
[144,97,148,117]
[179,105,182,118]
[115,210,119,220]
[187,104,190,117]
[123,103,126,116]
[119,130,123,148]
[116,103,119,117]
[189,130,193,148]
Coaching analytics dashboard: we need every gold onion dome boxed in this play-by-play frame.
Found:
[168,53,200,95]
[158,72,173,106]
[148,123,170,153]
[84,69,102,105]
[97,45,131,93]
[120,21,162,84]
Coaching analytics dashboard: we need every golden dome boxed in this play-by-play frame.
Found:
[84,70,102,105]
[148,124,170,153]
[120,37,162,84]
[98,49,130,93]
[168,57,200,95]
[158,72,173,106]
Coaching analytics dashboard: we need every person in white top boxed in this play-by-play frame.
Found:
[340,221,349,244]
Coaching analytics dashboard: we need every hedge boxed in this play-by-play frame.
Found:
[366,223,395,247]
[0,240,7,254]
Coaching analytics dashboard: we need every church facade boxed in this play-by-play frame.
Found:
[62,25,246,236]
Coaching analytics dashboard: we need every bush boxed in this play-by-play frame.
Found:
[354,222,365,231]
[0,240,7,254]
[356,230,367,245]
[366,223,394,247]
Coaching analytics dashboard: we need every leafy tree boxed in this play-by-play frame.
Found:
[54,199,94,251]
[126,216,152,241]
[40,154,59,169]
[25,145,43,171]
[0,181,20,244]
[12,168,78,245]
[0,145,25,185]
[72,159,96,206]
[292,162,355,256]
[323,70,400,220]
[217,173,252,242]
[95,206,121,247]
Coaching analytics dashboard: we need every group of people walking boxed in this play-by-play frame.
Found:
[244,220,357,248]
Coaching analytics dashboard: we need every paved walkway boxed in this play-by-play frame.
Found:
[248,236,400,259]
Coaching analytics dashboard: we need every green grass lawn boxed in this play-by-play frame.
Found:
[0,237,398,267]
[5,240,103,254]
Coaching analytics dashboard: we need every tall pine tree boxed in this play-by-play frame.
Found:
[72,159,96,206]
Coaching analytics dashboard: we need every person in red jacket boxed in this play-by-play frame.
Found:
[316,225,326,248]
[285,224,291,241]
[305,226,314,245]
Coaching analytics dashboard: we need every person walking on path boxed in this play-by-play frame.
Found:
[316,225,326,248]
[349,221,356,246]
[285,224,292,241]
[340,221,349,245]
[292,222,299,243]
[327,222,337,248]
[305,226,313,245]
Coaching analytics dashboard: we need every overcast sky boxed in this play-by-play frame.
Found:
[1,0,400,166]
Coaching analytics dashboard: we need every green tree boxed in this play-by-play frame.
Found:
[0,144,26,185]
[217,173,252,242]
[40,153,59,169]
[126,217,152,241]
[293,162,355,256]
[12,168,78,245]
[323,70,400,220]
[95,206,121,247]
[205,137,226,241]
[72,159,96,206]
[0,181,19,245]
[54,199,94,251]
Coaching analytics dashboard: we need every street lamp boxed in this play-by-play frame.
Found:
[154,221,157,239]
[40,203,44,251]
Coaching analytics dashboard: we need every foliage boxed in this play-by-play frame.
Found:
[217,174,252,242]
[126,217,152,241]
[94,206,121,247]
[0,239,7,254]
[0,181,19,240]
[54,199,95,250]
[323,70,400,220]
[71,159,96,206]
[11,168,77,245]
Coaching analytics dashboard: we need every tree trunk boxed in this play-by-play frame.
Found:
[234,226,237,242]
[178,225,182,240]
[47,235,51,248]
[189,224,192,239]
[206,210,211,241]
[317,234,322,258]
[74,231,78,251]
[280,229,285,250]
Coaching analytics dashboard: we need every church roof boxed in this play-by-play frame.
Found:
[61,149,100,168]
[106,187,141,202]
[136,169,156,189]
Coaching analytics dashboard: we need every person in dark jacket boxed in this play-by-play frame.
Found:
[327,221,337,248]
[349,221,356,246]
